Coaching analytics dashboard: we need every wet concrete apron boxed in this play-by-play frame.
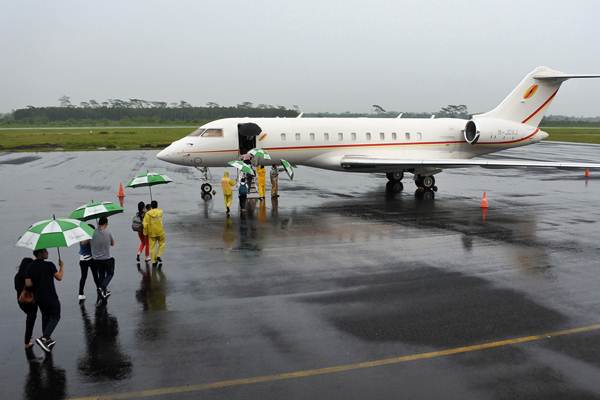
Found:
[1,142,600,399]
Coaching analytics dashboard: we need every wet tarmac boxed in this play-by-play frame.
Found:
[1,142,600,399]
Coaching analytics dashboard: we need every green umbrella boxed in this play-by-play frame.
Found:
[16,216,95,260]
[228,160,255,176]
[281,159,294,180]
[70,200,124,221]
[248,148,272,160]
[127,171,173,201]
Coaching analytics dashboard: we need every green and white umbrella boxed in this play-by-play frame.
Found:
[70,200,124,221]
[228,160,255,176]
[16,216,95,259]
[248,148,271,160]
[127,171,173,201]
[281,159,294,180]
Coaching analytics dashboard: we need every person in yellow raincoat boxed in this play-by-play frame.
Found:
[257,165,266,200]
[143,200,166,267]
[221,171,236,215]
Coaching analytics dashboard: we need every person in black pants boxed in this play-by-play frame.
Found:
[25,249,64,353]
[78,224,99,302]
[14,257,37,350]
[91,216,116,304]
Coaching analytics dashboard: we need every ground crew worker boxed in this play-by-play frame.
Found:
[221,171,236,215]
[143,200,166,267]
[257,165,266,200]
[270,165,279,198]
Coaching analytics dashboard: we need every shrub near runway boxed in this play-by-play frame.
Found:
[0,127,195,151]
[1,126,600,152]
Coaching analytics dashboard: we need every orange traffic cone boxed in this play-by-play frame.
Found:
[584,168,590,178]
[117,182,125,198]
[480,192,489,209]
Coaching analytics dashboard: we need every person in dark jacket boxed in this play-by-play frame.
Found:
[25,249,64,353]
[14,257,37,349]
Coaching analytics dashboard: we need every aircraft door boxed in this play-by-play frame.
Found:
[238,122,262,155]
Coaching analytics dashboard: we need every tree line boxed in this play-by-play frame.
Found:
[3,96,298,124]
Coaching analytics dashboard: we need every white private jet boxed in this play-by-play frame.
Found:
[157,66,600,195]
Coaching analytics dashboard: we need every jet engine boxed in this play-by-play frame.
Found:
[463,118,538,145]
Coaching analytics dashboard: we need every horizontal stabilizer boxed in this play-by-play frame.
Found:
[340,155,600,170]
[533,72,600,81]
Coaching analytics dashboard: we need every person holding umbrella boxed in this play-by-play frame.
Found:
[17,216,94,353]
[70,201,123,303]
[24,249,63,353]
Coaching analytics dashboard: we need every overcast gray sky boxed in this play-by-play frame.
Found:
[2,0,600,115]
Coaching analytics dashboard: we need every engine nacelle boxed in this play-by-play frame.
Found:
[463,118,538,145]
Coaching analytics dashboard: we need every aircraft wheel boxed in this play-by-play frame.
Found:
[422,175,435,189]
[386,171,404,182]
[415,176,424,188]
[201,183,212,193]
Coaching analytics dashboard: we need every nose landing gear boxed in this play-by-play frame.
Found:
[196,166,216,201]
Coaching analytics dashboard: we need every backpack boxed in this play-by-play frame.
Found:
[239,183,248,196]
[131,214,142,232]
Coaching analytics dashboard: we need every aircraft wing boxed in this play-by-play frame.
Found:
[340,156,600,170]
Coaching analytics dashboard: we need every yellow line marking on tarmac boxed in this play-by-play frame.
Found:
[68,323,600,400]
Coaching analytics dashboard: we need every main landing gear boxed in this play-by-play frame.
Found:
[414,174,437,192]
[196,166,215,201]
[385,171,438,198]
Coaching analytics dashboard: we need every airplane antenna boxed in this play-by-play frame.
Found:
[296,112,304,118]
[430,114,436,119]
[396,113,403,119]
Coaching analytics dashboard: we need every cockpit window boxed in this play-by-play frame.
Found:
[202,128,223,137]
[187,128,205,137]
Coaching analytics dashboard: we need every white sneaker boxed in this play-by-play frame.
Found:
[78,294,86,301]
[145,256,151,262]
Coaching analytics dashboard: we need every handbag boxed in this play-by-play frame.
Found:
[18,289,34,304]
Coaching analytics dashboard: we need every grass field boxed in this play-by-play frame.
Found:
[0,127,195,151]
[544,127,600,144]
[1,126,600,152]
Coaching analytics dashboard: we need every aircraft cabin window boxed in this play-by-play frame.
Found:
[417,132,423,140]
[295,133,301,141]
[187,128,205,137]
[366,132,371,140]
[392,132,397,140]
[310,132,315,141]
[379,132,385,140]
[338,132,343,141]
[281,133,286,141]
[405,132,410,140]
[202,128,223,137]
[324,133,329,141]
[351,132,357,141]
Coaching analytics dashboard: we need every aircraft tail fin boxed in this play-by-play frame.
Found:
[476,66,600,127]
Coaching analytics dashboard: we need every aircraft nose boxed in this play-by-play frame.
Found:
[157,144,175,162]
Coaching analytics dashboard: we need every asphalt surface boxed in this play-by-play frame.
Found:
[1,142,600,400]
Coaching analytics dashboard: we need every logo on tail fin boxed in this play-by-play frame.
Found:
[523,84,538,100]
